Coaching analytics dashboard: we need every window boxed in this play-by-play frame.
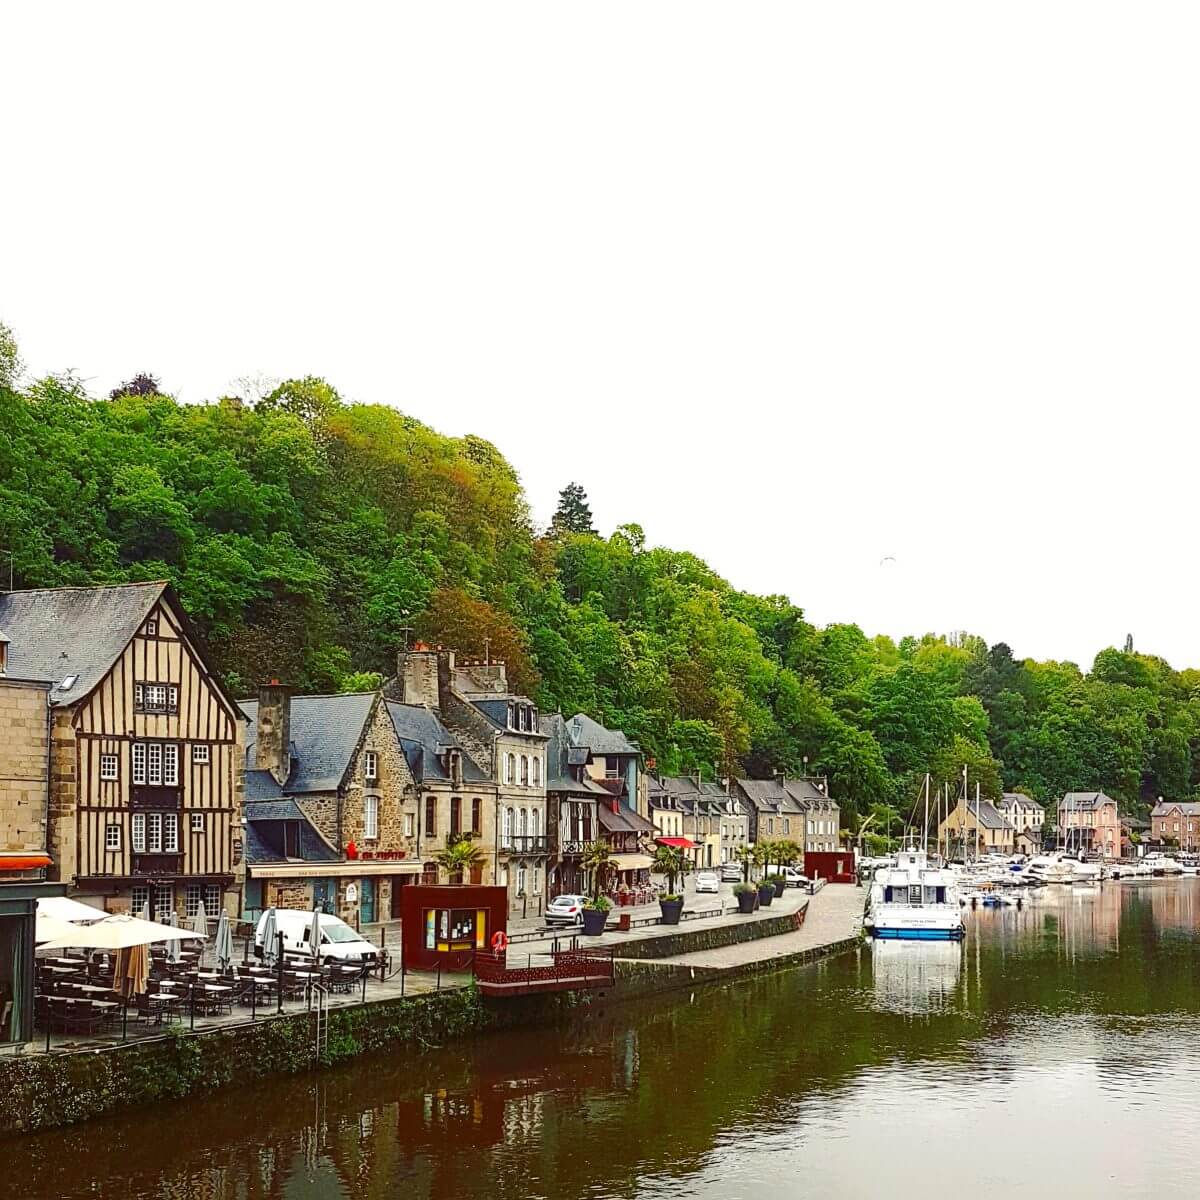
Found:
[364,794,379,840]
[147,743,162,786]
[185,884,203,918]
[132,813,146,853]
[364,750,378,782]
[450,796,461,836]
[131,884,150,917]
[164,744,179,786]
[145,618,158,637]
[503,807,513,847]
[507,704,515,729]
[425,795,436,838]
[519,808,528,838]
[405,812,415,838]
[105,824,121,851]
[520,755,530,786]
[205,885,222,915]
[531,808,540,838]
[193,745,210,765]
[503,754,512,785]
[153,885,173,921]
[532,756,541,787]
[472,797,482,835]
[135,682,178,714]
[605,762,620,780]
[100,753,119,781]
[164,812,179,852]
[132,743,147,786]
[191,812,205,833]
[517,864,527,895]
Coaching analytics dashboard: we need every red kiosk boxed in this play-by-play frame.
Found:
[399,884,509,971]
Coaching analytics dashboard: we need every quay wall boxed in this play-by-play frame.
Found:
[606,907,805,960]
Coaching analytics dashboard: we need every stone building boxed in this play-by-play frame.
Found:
[0,582,244,924]
[540,712,606,897]
[937,795,1015,856]
[387,699,496,888]
[391,646,549,911]
[730,778,808,846]
[241,688,419,931]
[0,635,60,1049]
[1150,800,1200,851]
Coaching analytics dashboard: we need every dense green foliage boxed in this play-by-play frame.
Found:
[3,340,1198,823]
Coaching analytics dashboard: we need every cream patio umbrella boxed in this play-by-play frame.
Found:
[37,913,198,952]
[34,911,80,946]
[36,895,107,924]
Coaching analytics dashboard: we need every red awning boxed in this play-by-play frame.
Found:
[656,837,696,849]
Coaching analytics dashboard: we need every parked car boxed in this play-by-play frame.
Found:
[720,862,743,882]
[694,871,721,894]
[773,866,811,888]
[546,894,590,926]
[254,909,380,964]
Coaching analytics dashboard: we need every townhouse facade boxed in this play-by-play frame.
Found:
[997,792,1045,840]
[0,583,244,928]
[938,795,1014,856]
[1150,800,1200,851]
[540,712,605,897]
[731,776,841,854]
[1059,792,1120,858]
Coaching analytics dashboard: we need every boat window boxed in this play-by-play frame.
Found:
[908,885,922,905]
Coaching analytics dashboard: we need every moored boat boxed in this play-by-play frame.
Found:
[865,843,966,940]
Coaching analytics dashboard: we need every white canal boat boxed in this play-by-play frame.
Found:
[865,844,966,941]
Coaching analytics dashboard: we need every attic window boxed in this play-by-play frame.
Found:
[58,675,78,692]
[146,618,158,637]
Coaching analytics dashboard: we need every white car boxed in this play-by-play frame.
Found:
[719,863,743,882]
[546,894,589,926]
[254,909,380,964]
[694,871,721,894]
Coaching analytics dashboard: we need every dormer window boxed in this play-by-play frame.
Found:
[135,682,178,714]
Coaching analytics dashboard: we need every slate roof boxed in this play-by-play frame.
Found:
[243,799,340,865]
[1150,800,1200,818]
[245,769,286,802]
[539,713,606,795]
[386,702,489,783]
[1061,792,1117,812]
[597,802,655,835]
[1000,792,1044,813]
[0,581,165,704]
[733,778,805,814]
[567,713,640,757]
[470,697,548,738]
[242,692,376,794]
[967,797,1012,830]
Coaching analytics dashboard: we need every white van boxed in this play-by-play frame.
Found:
[254,909,380,964]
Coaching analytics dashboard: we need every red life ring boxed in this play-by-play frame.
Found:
[490,930,509,956]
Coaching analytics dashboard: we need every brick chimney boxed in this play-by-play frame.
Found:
[256,680,292,787]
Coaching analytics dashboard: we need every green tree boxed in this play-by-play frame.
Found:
[550,482,595,536]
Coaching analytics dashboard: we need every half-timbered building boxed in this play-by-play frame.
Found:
[0,582,244,920]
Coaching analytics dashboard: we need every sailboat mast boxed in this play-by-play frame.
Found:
[923,773,930,854]
[975,782,981,861]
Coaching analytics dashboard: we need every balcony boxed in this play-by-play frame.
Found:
[131,786,182,810]
[132,853,184,876]
[560,839,591,856]
[501,835,549,855]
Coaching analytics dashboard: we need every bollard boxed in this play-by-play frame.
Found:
[361,970,368,1004]
[122,999,129,1043]
[190,985,196,1032]
[436,963,442,992]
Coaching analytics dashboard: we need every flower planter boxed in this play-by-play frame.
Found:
[758,885,774,908]
[736,891,757,914]
[772,879,786,898]
[659,898,684,926]
[581,908,609,936]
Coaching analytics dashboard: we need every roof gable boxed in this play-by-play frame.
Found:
[0,581,166,706]
[566,713,640,757]
[386,701,488,783]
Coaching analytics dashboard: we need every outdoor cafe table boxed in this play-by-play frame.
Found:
[42,956,88,967]
[75,983,117,995]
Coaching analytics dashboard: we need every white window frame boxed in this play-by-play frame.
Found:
[404,812,415,838]
[145,617,158,637]
[204,884,222,915]
[191,812,205,833]
[132,743,147,786]
[147,743,163,786]
[520,755,529,786]
[153,884,173,921]
[503,807,513,847]
[164,744,179,786]
[131,813,146,852]
[184,884,203,919]
[146,812,162,852]
[193,744,210,765]
[131,884,150,916]
[364,794,379,840]
[164,812,179,852]
[364,750,378,782]
[100,753,119,782]
[105,823,121,851]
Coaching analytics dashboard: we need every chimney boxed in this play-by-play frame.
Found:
[396,644,441,710]
[256,680,292,787]
[0,629,8,677]
[436,649,457,711]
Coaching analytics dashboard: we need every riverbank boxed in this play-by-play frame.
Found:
[0,885,864,1137]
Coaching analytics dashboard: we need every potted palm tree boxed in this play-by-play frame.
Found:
[580,841,614,935]
[652,844,690,925]
[435,833,486,884]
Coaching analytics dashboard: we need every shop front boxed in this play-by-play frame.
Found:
[0,853,61,1050]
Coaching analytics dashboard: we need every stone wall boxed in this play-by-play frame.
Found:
[48,710,77,884]
[606,907,805,960]
[0,680,50,856]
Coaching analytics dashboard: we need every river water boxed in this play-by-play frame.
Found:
[11,879,1200,1199]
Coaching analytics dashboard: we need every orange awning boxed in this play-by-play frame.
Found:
[0,853,52,870]
[656,837,696,849]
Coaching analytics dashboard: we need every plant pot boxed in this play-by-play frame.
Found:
[581,908,609,936]
[758,886,774,908]
[659,898,683,926]
[736,891,757,914]
[772,879,786,898]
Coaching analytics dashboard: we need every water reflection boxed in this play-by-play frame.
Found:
[11,879,1200,1199]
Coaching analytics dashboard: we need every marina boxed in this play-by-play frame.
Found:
[8,874,1200,1199]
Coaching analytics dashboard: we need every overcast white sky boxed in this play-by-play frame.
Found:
[3,4,1197,670]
